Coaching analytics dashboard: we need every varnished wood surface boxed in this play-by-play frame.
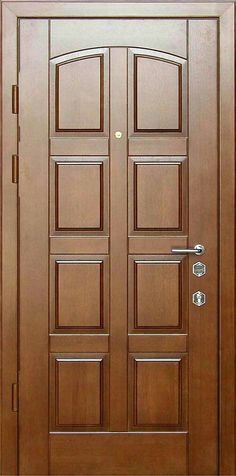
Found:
[188,20,218,474]
[18,20,49,474]
[1,5,235,476]
[50,433,187,475]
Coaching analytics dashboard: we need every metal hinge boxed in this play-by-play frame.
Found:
[12,85,19,114]
[12,383,18,412]
[12,155,19,184]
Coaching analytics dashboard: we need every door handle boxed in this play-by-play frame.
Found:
[171,244,205,255]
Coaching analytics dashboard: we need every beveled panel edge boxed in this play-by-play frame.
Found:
[128,353,188,431]
[50,353,109,431]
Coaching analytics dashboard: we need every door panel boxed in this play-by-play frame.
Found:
[18,16,219,475]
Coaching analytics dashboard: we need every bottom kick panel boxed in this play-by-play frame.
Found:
[50,433,187,475]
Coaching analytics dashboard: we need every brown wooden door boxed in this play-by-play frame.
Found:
[17,16,219,476]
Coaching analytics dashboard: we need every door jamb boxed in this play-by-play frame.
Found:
[1,2,235,474]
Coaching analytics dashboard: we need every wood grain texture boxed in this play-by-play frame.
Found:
[50,255,109,333]
[135,56,181,131]
[129,157,187,236]
[50,156,109,236]
[219,6,235,474]
[109,48,128,430]
[1,4,18,474]
[56,56,102,131]
[50,237,109,255]
[50,433,187,475]
[129,255,187,334]
[129,355,187,429]
[50,354,108,431]
[188,19,218,475]
[50,334,109,353]
[50,19,187,58]
[18,19,49,475]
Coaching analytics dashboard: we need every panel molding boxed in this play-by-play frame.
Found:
[50,48,109,137]
[50,354,108,431]
[50,255,109,333]
[128,156,187,236]
[129,255,188,334]
[50,156,109,236]
[129,354,187,431]
[128,48,187,137]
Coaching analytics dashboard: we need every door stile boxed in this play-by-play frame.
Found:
[18,20,49,474]
[1,4,18,475]
[109,48,128,431]
[188,20,218,474]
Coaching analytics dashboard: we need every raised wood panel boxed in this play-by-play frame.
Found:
[50,256,109,333]
[129,157,187,235]
[50,354,108,431]
[50,20,187,59]
[128,48,187,137]
[50,433,187,475]
[50,156,108,235]
[50,48,109,137]
[129,255,187,333]
[135,56,181,132]
[129,354,187,430]
[56,56,102,131]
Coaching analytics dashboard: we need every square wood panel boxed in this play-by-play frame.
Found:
[129,255,187,333]
[128,157,187,234]
[50,354,108,431]
[50,157,108,235]
[129,354,187,430]
[50,256,109,333]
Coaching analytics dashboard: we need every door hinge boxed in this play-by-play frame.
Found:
[12,154,19,184]
[12,383,18,412]
[12,85,19,114]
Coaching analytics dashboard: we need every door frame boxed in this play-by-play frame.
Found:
[1,2,235,474]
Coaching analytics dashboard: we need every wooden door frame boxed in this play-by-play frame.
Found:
[1,2,235,474]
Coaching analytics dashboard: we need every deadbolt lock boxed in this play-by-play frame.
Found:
[193,262,206,277]
[193,291,206,307]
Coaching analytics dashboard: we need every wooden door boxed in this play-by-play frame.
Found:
[6,12,231,476]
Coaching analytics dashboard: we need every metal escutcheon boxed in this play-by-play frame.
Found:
[115,131,122,139]
[193,262,207,277]
[193,291,206,307]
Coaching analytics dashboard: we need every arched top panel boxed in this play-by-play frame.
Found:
[50,48,109,135]
[128,48,187,134]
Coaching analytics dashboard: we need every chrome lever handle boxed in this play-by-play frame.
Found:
[171,244,205,256]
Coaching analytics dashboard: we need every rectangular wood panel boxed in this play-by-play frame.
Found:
[50,237,109,255]
[129,256,187,333]
[50,137,109,156]
[50,354,108,431]
[50,256,109,333]
[129,355,187,430]
[50,433,187,475]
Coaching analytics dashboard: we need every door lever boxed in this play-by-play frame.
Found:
[171,244,205,256]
